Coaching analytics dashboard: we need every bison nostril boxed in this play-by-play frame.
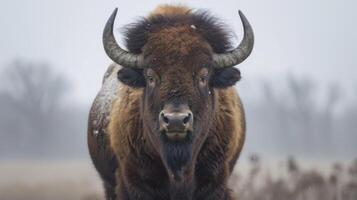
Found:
[161,113,169,124]
[183,113,191,125]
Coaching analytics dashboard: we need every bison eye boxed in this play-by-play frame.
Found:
[146,68,158,87]
[199,76,208,85]
[147,76,155,84]
[198,68,209,87]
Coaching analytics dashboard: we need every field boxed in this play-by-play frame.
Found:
[0,160,103,200]
[0,156,356,200]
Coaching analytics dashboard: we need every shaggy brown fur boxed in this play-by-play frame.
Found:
[88,5,247,200]
[108,86,245,199]
[149,4,190,16]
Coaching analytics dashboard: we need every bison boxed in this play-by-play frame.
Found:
[88,5,254,200]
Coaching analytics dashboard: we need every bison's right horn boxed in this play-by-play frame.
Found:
[103,8,144,68]
[212,11,254,68]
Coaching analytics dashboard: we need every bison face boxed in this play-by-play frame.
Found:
[103,8,253,181]
[117,52,241,179]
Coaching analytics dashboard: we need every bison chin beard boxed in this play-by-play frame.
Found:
[160,133,193,182]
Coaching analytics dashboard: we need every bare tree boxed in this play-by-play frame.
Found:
[0,60,71,158]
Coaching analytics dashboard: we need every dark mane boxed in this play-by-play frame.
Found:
[123,10,234,54]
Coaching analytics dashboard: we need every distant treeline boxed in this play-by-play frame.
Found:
[0,60,88,159]
[0,59,356,159]
[241,74,357,158]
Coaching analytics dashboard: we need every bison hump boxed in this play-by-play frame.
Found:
[89,63,121,138]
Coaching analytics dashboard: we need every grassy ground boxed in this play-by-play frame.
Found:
[230,155,357,200]
[0,156,356,200]
[0,160,103,200]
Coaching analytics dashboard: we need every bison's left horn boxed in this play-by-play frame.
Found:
[103,8,144,68]
[213,11,254,68]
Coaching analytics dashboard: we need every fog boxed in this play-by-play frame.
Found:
[1,0,356,160]
[1,0,357,104]
[0,1,356,199]
[0,59,356,160]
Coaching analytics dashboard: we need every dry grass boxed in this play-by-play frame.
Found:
[230,155,357,200]
[0,160,104,200]
[0,156,356,200]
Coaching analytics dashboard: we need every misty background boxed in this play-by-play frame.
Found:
[1,0,356,160]
[0,0,356,199]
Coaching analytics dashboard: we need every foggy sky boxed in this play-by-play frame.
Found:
[1,0,356,104]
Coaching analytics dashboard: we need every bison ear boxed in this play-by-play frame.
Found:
[210,67,241,88]
[117,68,146,87]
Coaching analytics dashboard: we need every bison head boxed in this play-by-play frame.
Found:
[103,7,253,182]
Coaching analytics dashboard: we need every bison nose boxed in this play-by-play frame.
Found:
[159,110,193,140]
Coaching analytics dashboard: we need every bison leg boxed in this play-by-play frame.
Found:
[195,185,233,200]
[103,181,116,200]
[115,175,165,200]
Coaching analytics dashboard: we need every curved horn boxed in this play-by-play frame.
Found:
[213,11,254,68]
[103,8,144,68]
